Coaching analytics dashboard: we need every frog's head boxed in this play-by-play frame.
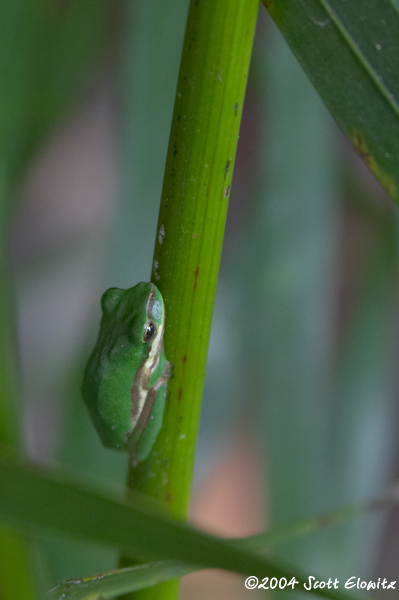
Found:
[100,282,165,353]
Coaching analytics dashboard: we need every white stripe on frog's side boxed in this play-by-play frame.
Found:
[128,285,165,433]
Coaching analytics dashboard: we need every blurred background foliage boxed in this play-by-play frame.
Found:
[1,0,398,598]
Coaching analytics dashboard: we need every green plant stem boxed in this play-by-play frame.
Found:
[121,0,259,598]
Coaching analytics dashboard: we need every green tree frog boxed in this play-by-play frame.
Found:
[82,282,170,465]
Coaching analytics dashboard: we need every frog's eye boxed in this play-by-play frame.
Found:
[143,320,157,343]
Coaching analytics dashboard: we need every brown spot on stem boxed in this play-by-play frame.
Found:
[177,387,183,401]
[165,492,173,503]
[193,265,200,290]
[223,185,231,198]
[225,160,230,177]
[234,102,239,116]
[182,354,187,364]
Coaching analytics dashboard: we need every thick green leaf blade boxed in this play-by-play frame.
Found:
[0,459,365,600]
[264,0,399,201]
[48,484,396,599]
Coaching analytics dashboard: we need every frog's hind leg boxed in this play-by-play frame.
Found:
[129,382,167,466]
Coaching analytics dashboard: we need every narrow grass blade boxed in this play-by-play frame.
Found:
[48,562,194,600]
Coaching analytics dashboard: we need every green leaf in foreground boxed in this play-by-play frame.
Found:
[48,480,399,600]
[264,0,399,201]
[0,459,366,600]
